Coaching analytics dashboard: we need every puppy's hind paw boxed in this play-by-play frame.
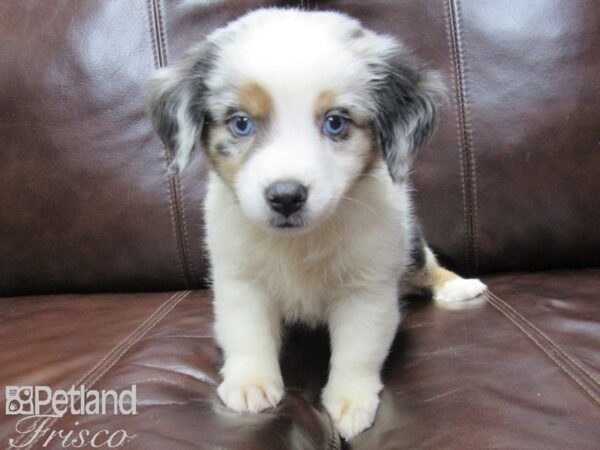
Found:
[433,278,487,304]
[217,377,284,413]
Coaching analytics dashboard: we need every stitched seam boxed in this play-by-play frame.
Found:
[8,291,189,449]
[445,0,478,274]
[174,177,201,287]
[325,410,341,450]
[488,293,600,404]
[486,291,600,405]
[147,0,185,285]
[147,0,192,287]
[487,292,600,403]
[487,290,600,385]
[147,0,166,67]
[454,0,480,272]
[147,0,160,69]
[445,0,471,273]
[154,0,199,287]
[16,291,192,450]
[155,0,169,66]
[8,291,191,450]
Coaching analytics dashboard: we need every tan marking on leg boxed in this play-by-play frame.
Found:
[430,266,460,289]
[406,245,460,290]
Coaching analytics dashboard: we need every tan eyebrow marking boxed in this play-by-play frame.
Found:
[237,81,273,121]
[314,89,338,119]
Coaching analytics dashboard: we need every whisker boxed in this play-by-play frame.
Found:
[341,196,378,218]
[357,172,383,183]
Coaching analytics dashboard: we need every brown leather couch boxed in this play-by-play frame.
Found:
[1,1,599,449]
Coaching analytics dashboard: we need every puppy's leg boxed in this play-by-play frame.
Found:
[407,239,487,304]
[213,273,284,413]
[322,283,400,440]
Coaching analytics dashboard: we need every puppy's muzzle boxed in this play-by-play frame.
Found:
[264,181,308,217]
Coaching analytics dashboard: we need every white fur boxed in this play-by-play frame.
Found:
[207,162,408,440]
[203,10,485,440]
[153,8,487,440]
[434,278,487,304]
[202,10,400,234]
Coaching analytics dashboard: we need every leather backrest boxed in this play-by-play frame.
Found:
[1,0,599,295]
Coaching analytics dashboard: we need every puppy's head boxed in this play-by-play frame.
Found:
[149,8,443,233]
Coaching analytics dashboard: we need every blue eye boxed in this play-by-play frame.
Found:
[229,114,255,137]
[323,113,348,137]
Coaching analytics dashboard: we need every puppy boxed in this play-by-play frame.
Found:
[148,8,486,440]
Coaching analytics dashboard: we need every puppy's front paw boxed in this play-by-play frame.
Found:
[322,378,381,440]
[433,277,487,304]
[218,377,284,413]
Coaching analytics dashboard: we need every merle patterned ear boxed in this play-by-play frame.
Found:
[147,42,215,174]
[373,60,445,182]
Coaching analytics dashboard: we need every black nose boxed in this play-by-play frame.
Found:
[265,181,308,216]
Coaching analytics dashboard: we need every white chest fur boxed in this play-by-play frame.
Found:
[204,166,410,324]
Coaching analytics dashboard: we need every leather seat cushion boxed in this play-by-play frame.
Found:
[1,269,598,449]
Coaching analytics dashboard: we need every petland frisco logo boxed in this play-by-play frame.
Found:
[5,385,137,448]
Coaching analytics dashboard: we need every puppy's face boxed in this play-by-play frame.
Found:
[206,81,376,231]
[149,9,443,233]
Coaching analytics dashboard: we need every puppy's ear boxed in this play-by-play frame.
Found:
[372,50,446,182]
[147,42,215,174]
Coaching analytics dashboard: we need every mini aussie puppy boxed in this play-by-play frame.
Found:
[149,8,486,440]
